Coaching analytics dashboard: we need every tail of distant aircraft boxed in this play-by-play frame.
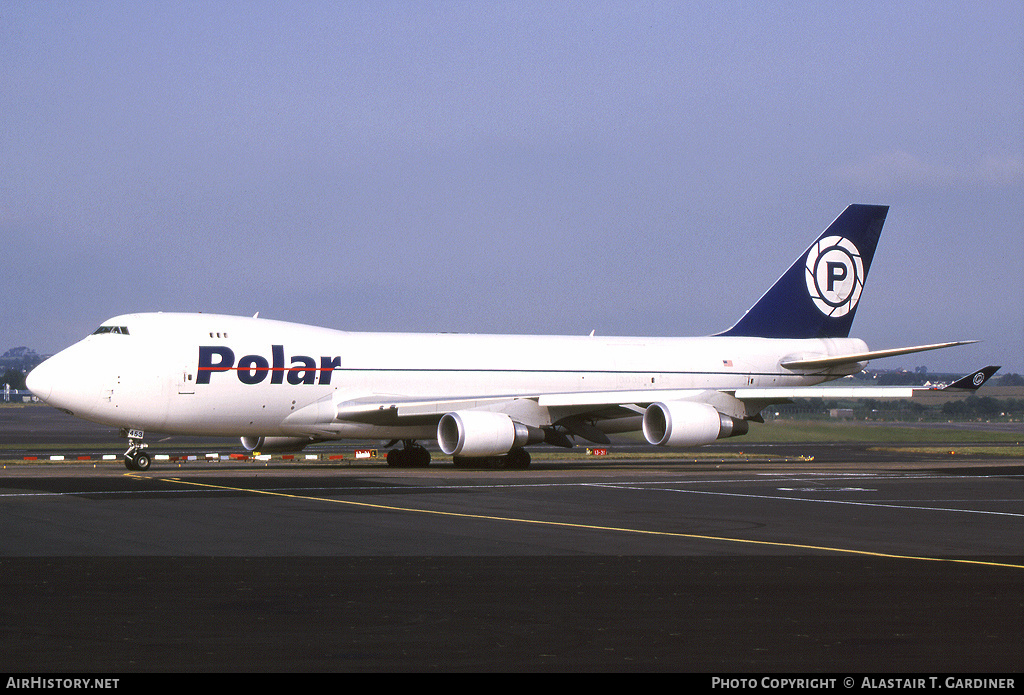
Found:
[719,204,889,339]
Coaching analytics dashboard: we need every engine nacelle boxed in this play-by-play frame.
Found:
[437,411,544,457]
[240,436,314,453]
[642,401,749,447]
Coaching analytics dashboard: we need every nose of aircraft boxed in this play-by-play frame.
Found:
[26,340,127,425]
[25,359,54,402]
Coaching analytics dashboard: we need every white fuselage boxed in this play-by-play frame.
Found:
[28,313,865,441]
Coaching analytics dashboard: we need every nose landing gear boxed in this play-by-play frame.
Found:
[120,428,151,471]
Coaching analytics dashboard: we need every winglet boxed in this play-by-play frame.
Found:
[940,366,1000,391]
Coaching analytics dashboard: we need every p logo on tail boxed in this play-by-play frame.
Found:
[805,235,865,318]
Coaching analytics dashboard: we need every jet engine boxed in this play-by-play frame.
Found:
[642,401,749,447]
[437,411,545,457]
[240,436,314,453]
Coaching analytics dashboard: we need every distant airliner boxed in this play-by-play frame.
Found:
[27,205,997,470]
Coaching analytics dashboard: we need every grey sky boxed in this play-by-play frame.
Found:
[3,2,1022,373]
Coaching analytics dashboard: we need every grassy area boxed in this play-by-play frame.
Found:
[736,419,1023,444]
[868,445,1024,457]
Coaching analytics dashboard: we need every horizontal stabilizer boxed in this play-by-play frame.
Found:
[780,341,977,370]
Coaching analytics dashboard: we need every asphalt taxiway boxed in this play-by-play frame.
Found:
[1,407,1022,672]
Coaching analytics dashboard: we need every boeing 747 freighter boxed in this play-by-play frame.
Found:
[26,205,997,469]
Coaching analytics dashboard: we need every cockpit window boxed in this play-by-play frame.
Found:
[92,325,130,335]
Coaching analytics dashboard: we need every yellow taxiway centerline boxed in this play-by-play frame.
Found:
[129,473,1024,570]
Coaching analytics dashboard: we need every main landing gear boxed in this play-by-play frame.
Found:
[452,448,531,470]
[386,441,431,468]
[121,429,151,471]
[385,441,533,469]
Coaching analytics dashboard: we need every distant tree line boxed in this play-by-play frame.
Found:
[936,396,1021,418]
[1,347,45,391]
[2,370,27,390]
[773,393,1024,421]
[996,373,1024,387]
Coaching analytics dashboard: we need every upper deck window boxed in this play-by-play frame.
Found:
[93,325,130,335]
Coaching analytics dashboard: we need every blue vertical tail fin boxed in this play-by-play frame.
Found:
[718,204,889,339]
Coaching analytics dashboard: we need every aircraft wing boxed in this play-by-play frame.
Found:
[733,364,999,398]
[329,366,999,445]
[530,364,1001,409]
